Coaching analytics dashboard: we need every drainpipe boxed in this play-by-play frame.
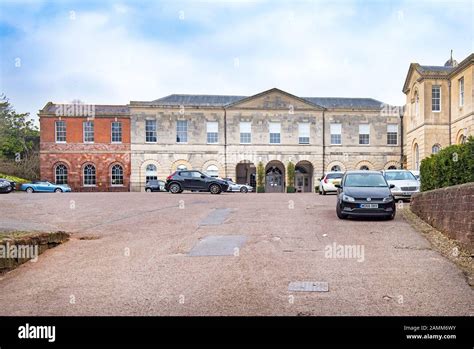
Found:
[399,109,404,169]
[448,80,452,145]
[322,109,326,176]
[224,107,228,178]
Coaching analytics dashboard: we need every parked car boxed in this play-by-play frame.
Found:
[0,178,15,193]
[335,170,396,220]
[225,180,253,193]
[382,170,420,200]
[165,170,229,194]
[20,181,71,193]
[145,180,166,192]
[319,172,344,195]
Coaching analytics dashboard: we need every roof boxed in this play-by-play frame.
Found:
[41,102,129,116]
[148,92,384,110]
[418,65,453,73]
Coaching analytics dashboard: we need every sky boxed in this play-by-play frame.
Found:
[0,0,473,123]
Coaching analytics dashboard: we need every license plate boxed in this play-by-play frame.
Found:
[402,192,413,196]
[360,203,378,209]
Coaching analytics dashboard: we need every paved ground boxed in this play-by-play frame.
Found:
[0,192,472,316]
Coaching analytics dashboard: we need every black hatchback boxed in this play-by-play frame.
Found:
[335,171,396,220]
[145,180,166,192]
[165,170,229,194]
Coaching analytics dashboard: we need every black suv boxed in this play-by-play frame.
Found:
[165,170,229,194]
[0,178,15,194]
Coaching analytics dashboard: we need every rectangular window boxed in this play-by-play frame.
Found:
[206,121,218,144]
[177,120,188,143]
[330,123,342,145]
[459,77,464,107]
[432,85,441,112]
[145,120,157,143]
[387,124,398,145]
[240,122,251,144]
[55,121,66,143]
[83,121,94,143]
[111,121,122,143]
[269,122,281,144]
[298,123,310,144]
[359,124,370,145]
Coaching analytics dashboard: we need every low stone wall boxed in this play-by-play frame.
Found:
[0,231,69,272]
[410,183,474,252]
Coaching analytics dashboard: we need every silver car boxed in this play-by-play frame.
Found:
[382,170,420,200]
[225,180,253,193]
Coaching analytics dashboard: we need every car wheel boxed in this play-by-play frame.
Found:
[240,187,248,193]
[209,184,221,194]
[336,203,347,219]
[26,187,34,194]
[54,188,62,193]
[169,183,181,194]
[145,188,152,192]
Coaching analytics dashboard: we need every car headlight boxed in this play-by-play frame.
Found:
[391,186,400,191]
[342,194,355,202]
[383,196,393,202]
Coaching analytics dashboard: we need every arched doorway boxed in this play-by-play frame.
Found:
[236,161,256,187]
[295,161,313,192]
[265,161,285,193]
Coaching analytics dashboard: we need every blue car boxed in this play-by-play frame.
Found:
[20,181,71,193]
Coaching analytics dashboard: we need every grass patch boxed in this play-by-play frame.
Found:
[0,231,37,241]
[0,172,29,184]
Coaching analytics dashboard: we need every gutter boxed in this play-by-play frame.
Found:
[448,80,452,145]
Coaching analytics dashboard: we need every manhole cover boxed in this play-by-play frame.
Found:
[188,235,246,256]
[288,281,329,292]
[199,208,232,226]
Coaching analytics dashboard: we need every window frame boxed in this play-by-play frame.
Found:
[145,119,157,143]
[298,122,310,145]
[83,164,96,186]
[55,120,66,143]
[111,121,122,144]
[459,77,464,107]
[431,85,441,112]
[176,120,188,143]
[269,122,281,144]
[111,164,124,186]
[54,164,68,184]
[387,124,398,146]
[239,122,252,144]
[358,124,370,145]
[206,121,219,144]
[330,123,342,145]
[83,121,94,143]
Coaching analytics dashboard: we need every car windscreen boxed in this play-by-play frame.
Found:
[344,173,387,187]
[384,171,416,181]
[326,173,343,179]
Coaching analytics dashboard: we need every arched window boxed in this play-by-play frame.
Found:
[432,144,441,154]
[387,165,397,170]
[55,164,68,184]
[414,144,420,170]
[458,134,467,144]
[360,165,370,171]
[177,164,188,171]
[111,164,123,186]
[83,164,96,186]
[205,165,219,177]
[146,164,157,182]
[331,165,341,172]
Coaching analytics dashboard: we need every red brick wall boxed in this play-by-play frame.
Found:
[410,183,474,252]
[40,116,131,192]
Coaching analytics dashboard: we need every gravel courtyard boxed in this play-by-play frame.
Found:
[0,192,472,316]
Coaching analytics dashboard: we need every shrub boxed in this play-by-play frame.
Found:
[286,161,295,193]
[256,161,265,193]
[420,136,474,191]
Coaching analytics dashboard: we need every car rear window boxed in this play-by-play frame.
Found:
[326,173,343,179]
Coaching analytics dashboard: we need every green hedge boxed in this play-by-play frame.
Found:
[420,136,474,191]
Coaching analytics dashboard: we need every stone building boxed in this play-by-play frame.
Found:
[39,89,403,193]
[403,53,474,170]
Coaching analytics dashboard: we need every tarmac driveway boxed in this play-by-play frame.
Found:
[0,192,472,316]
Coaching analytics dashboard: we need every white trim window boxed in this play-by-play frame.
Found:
[176,120,188,143]
[205,165,219,177]
[55,120,66,143]
[111,121,122,143]
[459,77,464,107]
[145,120,157,143]
[387,124,398,145]
[206,122,218,144]
[432,85,441,112]
[111,164,124,186]
[83,164,96,186]
[298,123,310,144]
[269,122,281,144]
[240,122,251,144]
[83,121,94,143]
[330,123,342,145]
[55,164,68,184]
[359,124,370,145]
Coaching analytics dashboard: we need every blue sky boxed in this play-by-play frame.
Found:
[0,0,473,123]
